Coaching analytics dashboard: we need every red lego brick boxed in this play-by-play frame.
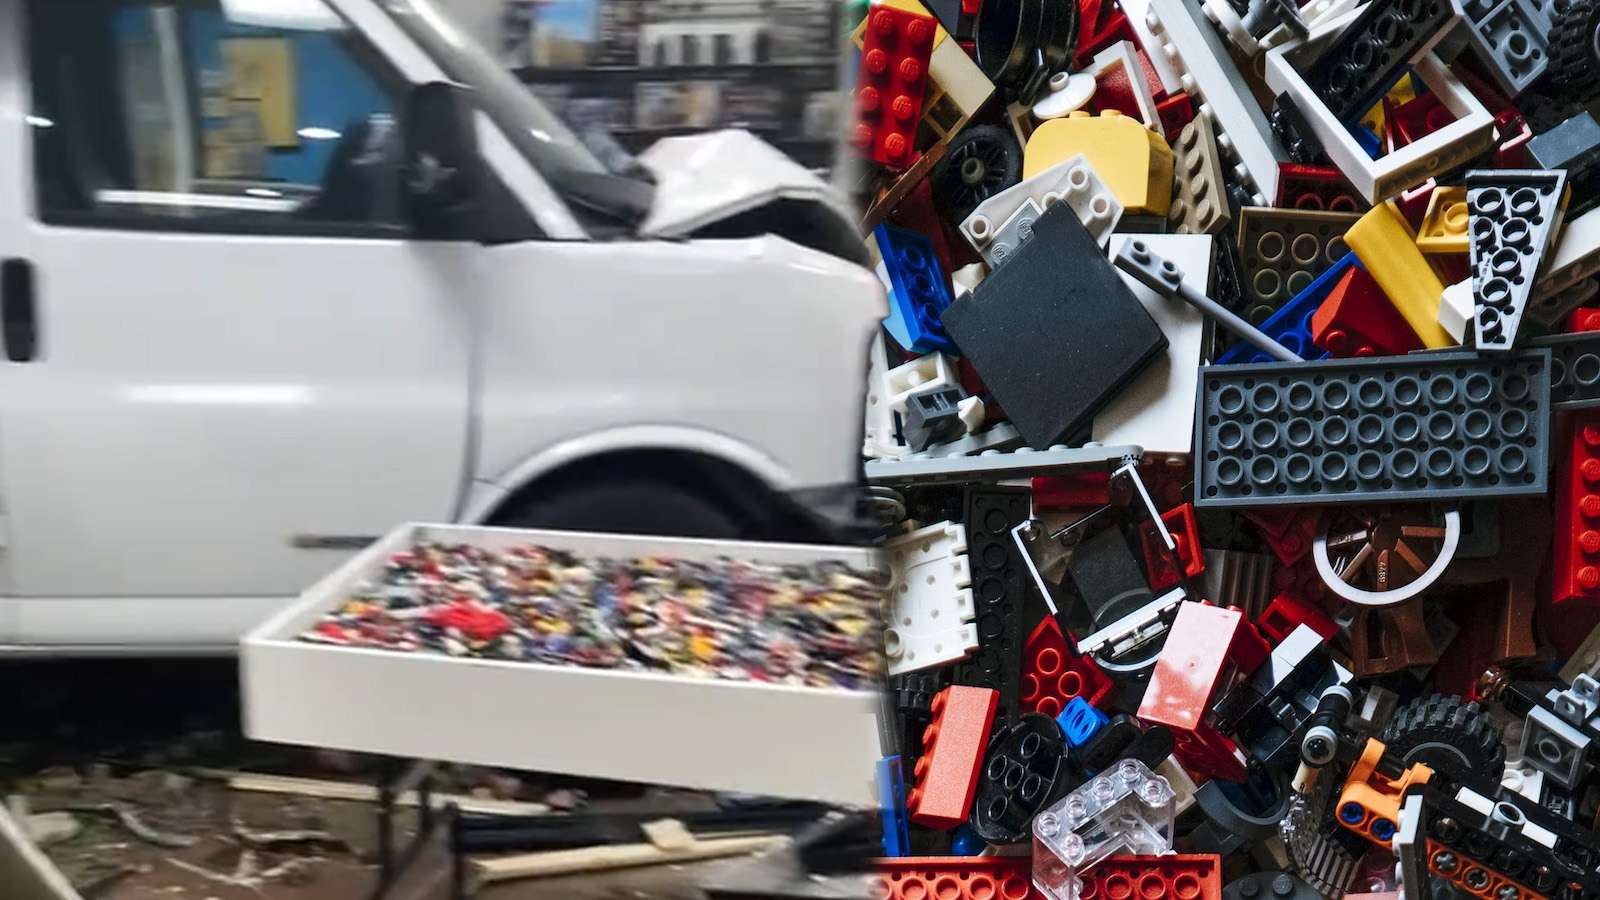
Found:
[1568,307,1600,333]
[1090,61,1143,122]
[1022,617,1113,718]
[1555,416,1600,607]
[1074,0,1138,67]
[1242,509,1317,566]
[1274,163,1363,213]
[1138,602,1251,782]
[1140,502,1205,592]
[1079,855,1223,900]
[908,685,997,830]
[1311,265,1425,358]
[855,7,934,170]
[1031,472,1111,510]
[873,856,1039,900]
[1258,591,1339,642]
[1386,91,1455,148]
[1156,91,1196,143]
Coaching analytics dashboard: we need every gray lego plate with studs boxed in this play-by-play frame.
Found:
[1195,351,1551,508]
[1533,332,1600,409]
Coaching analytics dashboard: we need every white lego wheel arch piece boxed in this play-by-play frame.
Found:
[884,521,979,675]
[1312,508,1461,607]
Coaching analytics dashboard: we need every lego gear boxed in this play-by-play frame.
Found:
[932,125,1023,222]
[1548,0,1600,100]
[1380,694,1505,774]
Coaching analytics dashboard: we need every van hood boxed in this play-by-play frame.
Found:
[636,130,867,266]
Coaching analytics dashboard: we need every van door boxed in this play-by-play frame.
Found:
[0,0,475,645]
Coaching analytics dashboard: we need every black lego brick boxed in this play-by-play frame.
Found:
[1533,331,1600,409]
[1195,351,1552,507]
[1302,0,1455,124]
[953,486,1031,723]
[941,202,1168,449]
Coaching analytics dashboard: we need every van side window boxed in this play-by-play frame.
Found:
[27,0,411,237]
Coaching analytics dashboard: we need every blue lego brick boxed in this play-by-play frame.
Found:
[951,823,986,855]
[876,223,955,353]
[1195,350,1552,508]
[876,755,911,856]
[1215,253,1358,364]
[1351,123,1382,159]
[1056,697,1110,748]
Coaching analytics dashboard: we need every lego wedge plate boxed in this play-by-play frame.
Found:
[1194,351,1552,508]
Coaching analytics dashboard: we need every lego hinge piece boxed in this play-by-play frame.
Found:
[884,521,978,675]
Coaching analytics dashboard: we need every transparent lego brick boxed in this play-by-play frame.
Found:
[1031,758,1177,900]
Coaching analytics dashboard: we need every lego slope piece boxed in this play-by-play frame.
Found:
[1311,262,1425,357]
[1416,186,1470,255]
[855,6,936,169]
[960,155,1123,261]
[1169,115,1230,236]
[873,857,1038,900]
[1264,43,1492,203]
[1032,759,1177,900]
[1344,202,1455,348]
[885,521,978,675]
[875,223,956,354]
[942,202,1168,449]
[1144,0,1284,204]
[1022,111,1175,217]
[1093,234,1212,457]
[1300,0,1459,123]
[1555,417,1600,606]
[908,685,998,830]
[1468,170,1569,351]
[1195,351,1553,508]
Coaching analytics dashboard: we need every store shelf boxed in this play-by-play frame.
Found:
[242,523,884,807]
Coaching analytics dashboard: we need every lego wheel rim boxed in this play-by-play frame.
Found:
[1311,506,1462,607]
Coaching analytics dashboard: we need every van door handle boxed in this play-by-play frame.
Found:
[2,258,37,362]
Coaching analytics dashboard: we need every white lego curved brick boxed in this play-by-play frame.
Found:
[960,155,1123,255]
[885,353,958,414]
[884,521,978,676]
[1438,279,1474,343]
[1144,0,1283,201]
[1033,71,1098,120]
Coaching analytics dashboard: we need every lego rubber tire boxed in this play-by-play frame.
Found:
[1380,693,1505,775]
[491,477,744,540]
[1311,507,1460,607]
[1548,0,1600,98]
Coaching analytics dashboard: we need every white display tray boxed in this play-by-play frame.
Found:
[242,523,885,806]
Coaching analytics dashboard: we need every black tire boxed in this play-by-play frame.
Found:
[1548,0,1600,100]
[1380,693,1505,774]
[491,475,744,539]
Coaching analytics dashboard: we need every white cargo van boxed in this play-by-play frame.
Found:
[0,0,881,651]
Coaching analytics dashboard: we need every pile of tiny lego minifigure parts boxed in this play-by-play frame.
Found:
[302,542,884,690]
[854,0,1600,896]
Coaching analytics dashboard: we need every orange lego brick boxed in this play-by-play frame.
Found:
[907,685,998,830]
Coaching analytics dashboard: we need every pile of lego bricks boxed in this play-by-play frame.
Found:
[300,541,885,689]
[854,0,1600,897]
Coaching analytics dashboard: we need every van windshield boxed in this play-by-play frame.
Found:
[375,0,652,222]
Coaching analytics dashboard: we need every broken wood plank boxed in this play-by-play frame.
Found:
[201,771,549,817]
[470,833,784,884]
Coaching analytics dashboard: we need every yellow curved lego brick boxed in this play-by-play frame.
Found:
[1022,110,1175,217]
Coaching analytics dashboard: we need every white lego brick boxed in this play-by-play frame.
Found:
[885,352,959,413]
[1091,41,1163,131]
[1092,234,1212,457]
[1118,0,1185,95]
[1264,35,1490,203]
[1145,0,1283,204]
[960,155,1123,255]
[1202,0,1260,56]
[885,521,978,675]
[1259,0,1365,50]
[1439,279,1473,343]
[864,333,907,460]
